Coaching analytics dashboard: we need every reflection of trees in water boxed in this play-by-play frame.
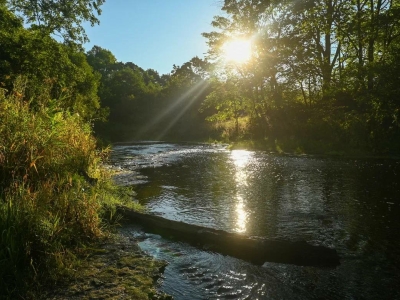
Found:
[115,144,400,300]
[128,148,400,256]
[137,155,237,227]
[330,160,400,256]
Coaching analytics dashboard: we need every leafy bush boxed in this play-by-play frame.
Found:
[0,78,131,297]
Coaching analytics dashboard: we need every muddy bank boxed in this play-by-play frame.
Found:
[118,207,340,268]
[43,231,172,300]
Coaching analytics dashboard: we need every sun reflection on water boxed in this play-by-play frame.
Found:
[230,150,252,168]
[230,150,252,233]
[235,195,248,233]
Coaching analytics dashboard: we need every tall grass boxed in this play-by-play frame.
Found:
[0,78,133,298]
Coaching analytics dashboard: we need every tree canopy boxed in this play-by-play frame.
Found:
[200,0,400,153]
[3,0,399,152]
[4,0,104,43]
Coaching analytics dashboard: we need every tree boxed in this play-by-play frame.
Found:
[5,0,104,43]
[202,77,248,139]
[86,46,118,77]
[0,6,103,121]
[145,57,211,140]
[200,0,400,152]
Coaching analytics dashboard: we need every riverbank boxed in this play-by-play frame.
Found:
[0,90,172,299]
[41,230,172,300]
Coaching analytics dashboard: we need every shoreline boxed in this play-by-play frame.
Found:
[42,230,172,300]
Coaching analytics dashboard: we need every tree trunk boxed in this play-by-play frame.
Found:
[118,207,341,268]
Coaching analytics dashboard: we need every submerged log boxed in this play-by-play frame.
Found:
[118,207,340,267]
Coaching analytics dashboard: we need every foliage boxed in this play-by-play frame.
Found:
[87,46,160,141]
[200,0,400,154]
[0,80,134,298]
[154,57,212,141]
[4,0,105,43]
[0,6,105,121]
[202,77,248,140]
[86,45,118,77]
[87,46,213,142]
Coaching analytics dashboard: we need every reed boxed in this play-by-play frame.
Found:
[0,78,134,298]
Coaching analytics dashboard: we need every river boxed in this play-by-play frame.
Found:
[111,142,400,300]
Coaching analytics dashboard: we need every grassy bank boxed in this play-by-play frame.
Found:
[0,82,163,299]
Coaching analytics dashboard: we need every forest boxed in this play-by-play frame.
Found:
[90,0,400,155]
[200,0,400,154]
[1,0,400,298]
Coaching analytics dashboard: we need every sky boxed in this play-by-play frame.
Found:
[83,0,224,75]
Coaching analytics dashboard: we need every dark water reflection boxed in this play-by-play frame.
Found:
[111,143,400,299]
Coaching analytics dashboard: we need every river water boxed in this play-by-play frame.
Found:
[111,142,400,299]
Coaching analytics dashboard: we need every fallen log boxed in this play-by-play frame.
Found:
[118,206,340,267]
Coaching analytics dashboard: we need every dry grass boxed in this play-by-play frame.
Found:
[0,78,137,298]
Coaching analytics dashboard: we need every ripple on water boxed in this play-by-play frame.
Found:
[114,143,400,300]
[134,228,312,300]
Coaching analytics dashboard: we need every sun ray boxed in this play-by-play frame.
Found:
[134,79,209,140]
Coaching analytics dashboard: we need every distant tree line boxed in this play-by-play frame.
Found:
[87,46,213,142]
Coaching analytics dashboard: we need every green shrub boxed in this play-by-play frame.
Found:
[0,79,133,298]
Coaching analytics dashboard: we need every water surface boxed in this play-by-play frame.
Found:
[111,142,400,299]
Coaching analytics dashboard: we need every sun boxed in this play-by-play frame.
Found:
[222,39,252,63]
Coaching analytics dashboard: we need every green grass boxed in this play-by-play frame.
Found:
[0,78,140,298]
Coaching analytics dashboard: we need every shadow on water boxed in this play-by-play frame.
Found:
[112,143,400,300]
